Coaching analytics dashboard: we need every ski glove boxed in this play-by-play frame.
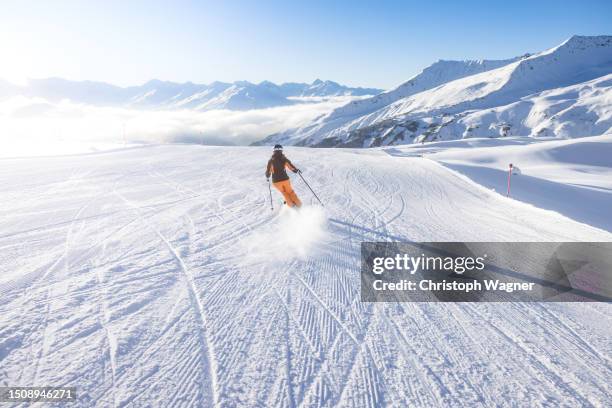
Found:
[293,168,301,174]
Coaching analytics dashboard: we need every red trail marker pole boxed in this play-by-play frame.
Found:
[507,163,513,197]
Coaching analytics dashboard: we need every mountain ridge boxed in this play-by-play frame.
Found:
[256,35,612,147]
[0,78,383,111]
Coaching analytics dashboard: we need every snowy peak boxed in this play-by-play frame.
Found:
[259,35,612,147]
[0,78,383,111]
[255,57,520,146]
[392,34,612,115]
[193,81,290,110]
[298,79,380,97]
[325,57,520,122]
[497,35,612,97]
[557,35,612,51]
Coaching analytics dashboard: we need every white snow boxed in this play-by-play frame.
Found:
[385,134,612,232]
[1,145,610,406]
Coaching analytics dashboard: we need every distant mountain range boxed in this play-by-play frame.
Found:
[256,35,612,147]
[0,78,383,111]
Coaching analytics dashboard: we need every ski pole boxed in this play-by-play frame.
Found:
[268,179,274,211]
[297,171,324,207]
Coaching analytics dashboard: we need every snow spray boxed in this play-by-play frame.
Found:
[242,206,329,262]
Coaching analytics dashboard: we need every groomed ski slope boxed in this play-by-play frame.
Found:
[1,145,611,407]
[384,135,612,233]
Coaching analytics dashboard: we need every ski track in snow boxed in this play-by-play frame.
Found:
[0,145,611,407]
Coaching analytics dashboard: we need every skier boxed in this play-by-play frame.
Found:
[265,144,302,208]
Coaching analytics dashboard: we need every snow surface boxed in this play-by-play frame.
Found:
[263,36,612,147]
[1,145,611,406]
[385,134,612,232]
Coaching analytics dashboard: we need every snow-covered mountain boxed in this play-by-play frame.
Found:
[257,35,612,147]
[0,78,382,111]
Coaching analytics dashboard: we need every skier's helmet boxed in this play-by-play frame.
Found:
[273,144,283,151]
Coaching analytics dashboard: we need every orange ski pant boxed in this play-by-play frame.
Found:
[273,179,302,208]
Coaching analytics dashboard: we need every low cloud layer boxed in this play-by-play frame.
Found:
[0,95,358,156]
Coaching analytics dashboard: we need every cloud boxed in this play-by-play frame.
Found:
[0,95,356,156]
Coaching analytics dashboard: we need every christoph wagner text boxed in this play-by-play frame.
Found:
[373,280,535,293]
[372,254,486,275]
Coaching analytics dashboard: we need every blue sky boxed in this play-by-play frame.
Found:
[1,0,610,89]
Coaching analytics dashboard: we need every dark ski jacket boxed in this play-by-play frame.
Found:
[266,152,298,183]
